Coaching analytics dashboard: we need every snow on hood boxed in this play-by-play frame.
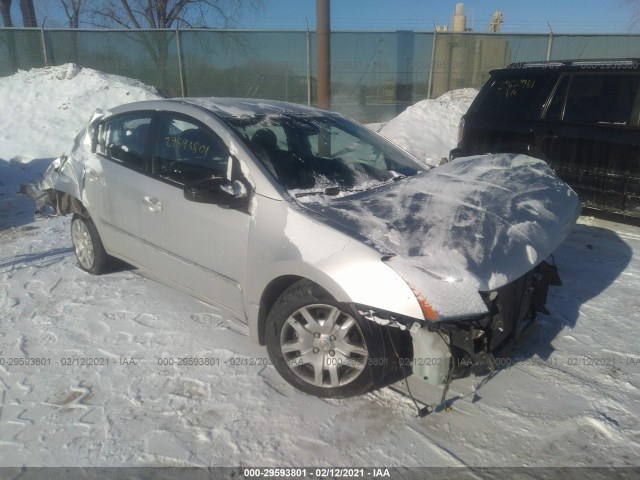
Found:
[301,154,581,319]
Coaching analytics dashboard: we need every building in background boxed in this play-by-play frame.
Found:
[431,3,509,97]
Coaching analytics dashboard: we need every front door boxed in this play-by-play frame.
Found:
[140,113,250,317]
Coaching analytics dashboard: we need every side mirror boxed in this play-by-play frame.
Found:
[184,176,250,208]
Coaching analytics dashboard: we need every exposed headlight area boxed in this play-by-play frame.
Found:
[353,304,424,331]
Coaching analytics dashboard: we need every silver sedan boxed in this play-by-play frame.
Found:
[43,98,580,398]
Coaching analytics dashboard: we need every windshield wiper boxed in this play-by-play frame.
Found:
[294,174,408,198]
[359,173,408,192]
[294,186,364,198]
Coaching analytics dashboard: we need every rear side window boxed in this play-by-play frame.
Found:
[98,114,152,171]
[472,74,549,118]
[548,74,640,126]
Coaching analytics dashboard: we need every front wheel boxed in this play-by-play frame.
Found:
[71,214,109,274]
[266,280,388,398]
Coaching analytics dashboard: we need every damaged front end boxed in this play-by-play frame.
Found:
[425,259,561,383]
[307,154,579,389]
[354,258,562,389]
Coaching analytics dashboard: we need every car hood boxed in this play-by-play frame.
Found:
[301,153,580,318]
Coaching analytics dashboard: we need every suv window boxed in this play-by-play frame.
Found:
[550,74,640,126]
[153,115,230,184]
[98,114,152,171]
[473,74,549,118]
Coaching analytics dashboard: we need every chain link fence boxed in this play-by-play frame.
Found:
[1,28,638,123]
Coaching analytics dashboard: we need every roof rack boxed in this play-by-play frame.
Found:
[504,59,640,69]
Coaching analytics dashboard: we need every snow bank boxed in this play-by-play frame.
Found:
[379,88,478,167]
[0,63,161,162]
[0,64,161,227]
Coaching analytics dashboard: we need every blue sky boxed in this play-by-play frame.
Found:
[24,0,640,33]
[240,0,638,33]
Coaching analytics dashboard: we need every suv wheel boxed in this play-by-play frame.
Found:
[266,280,385,398]
[71,214,109,274]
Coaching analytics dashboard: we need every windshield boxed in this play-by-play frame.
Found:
[225,113,423,197]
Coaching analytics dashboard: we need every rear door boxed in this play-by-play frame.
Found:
[140,112,251,316]
[534,73,640,215]
[84,112,155,265]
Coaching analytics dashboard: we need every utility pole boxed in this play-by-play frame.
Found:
[316,0,330,110]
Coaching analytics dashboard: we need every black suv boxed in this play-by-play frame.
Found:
[451,60,640,218]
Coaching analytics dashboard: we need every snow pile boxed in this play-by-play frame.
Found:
[379,88,478,167]
[0,64,161,228]
[0,63,161,162]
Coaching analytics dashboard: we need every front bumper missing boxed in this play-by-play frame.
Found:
[428,260,561,382]
[356,260,561,386]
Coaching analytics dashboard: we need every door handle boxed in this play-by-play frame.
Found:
[142,196,163,212]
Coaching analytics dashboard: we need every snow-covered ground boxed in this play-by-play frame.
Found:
[0,65,639,468]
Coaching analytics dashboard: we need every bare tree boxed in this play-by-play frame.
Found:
[622,0,640,30]
[82,0,262,96]
[18,0,37,27]
[60,0,88,28]
[0,0,13,27]
[89,0,262,29]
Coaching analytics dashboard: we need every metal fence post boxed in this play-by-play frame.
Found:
[40,26,49,67]
[176,28,187,97]
[427,29,437,100]
[306,19,312,106]
[546,22,554,61]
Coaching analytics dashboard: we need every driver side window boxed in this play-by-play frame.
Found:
[153,115,230,185]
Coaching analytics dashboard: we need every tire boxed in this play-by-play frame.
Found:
[70,213,109,275]
[265,279,389,398]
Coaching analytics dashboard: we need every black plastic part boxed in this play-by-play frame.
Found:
[426,262,556,381]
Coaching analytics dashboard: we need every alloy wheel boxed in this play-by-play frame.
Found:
[279,303,369,388]
[71,218,95,270]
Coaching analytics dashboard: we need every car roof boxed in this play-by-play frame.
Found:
[490,59,640,75]
[107,97,333,119]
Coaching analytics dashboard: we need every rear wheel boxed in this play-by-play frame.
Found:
[266,280,387,398]
[71,214,109,275]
